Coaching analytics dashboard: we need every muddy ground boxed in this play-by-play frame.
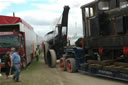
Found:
[0,57,128,85]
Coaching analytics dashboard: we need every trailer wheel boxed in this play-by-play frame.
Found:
[66,58,77,73]
[59,58,66,71]
[44,42,49,64]
[47,49,56,68]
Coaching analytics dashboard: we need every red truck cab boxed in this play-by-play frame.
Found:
[0,32,25,68]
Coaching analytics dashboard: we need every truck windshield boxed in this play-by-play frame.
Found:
[0,36,20,48]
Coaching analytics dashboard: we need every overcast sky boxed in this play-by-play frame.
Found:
[0,0,94,38]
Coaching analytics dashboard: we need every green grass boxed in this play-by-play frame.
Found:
[0,52,61,85]
[22,52,43,73]
[0,53,44,85]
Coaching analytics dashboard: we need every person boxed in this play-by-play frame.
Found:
[0,58,2,77]
[35,47,40,61]
[10,48,21,82]
[4,52,11,79]
[9,51,14,75]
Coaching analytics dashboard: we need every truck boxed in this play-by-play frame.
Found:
[60,0,128,81]
[0,15,41,68]
[42,6,70,67]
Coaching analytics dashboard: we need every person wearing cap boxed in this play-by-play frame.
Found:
[10,48,21,82]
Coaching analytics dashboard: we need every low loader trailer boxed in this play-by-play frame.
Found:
[60,0,128,81]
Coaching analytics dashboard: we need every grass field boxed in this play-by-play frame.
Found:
[0,53,60,85]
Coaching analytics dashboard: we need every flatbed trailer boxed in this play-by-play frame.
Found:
[60,47,128,81]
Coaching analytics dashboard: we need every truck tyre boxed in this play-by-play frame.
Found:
[47,49,56,68]
[44,42,49,64]
[30,53,33,63]
[22,56,26,69]
[66,58,77,73]
[22,60,26,68]
[59,58,66,71]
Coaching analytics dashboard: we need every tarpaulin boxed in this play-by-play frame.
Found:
[0,15,33,30]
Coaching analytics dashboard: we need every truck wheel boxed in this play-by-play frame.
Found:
[47,49,56,68]
[59,58,66,71]
[22,60,26,68]
[66,58,77,73]
[22,58,26,69]
[44,42,49,64]
[30,53,33,63]
[43,45,47,64]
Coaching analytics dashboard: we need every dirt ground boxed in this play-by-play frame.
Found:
[0,57,128,85]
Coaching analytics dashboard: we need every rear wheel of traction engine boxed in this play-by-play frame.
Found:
[66,58,77,73]
[60,58,66,71]
[47,49,56,68]
[44,42,49,64]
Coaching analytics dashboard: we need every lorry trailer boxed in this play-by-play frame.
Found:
[0,15,41,68]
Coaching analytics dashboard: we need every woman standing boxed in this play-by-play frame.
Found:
[4,52,11,79]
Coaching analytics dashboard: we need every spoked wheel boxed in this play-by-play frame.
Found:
[66,58,77,73]
[60,58,66,71]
